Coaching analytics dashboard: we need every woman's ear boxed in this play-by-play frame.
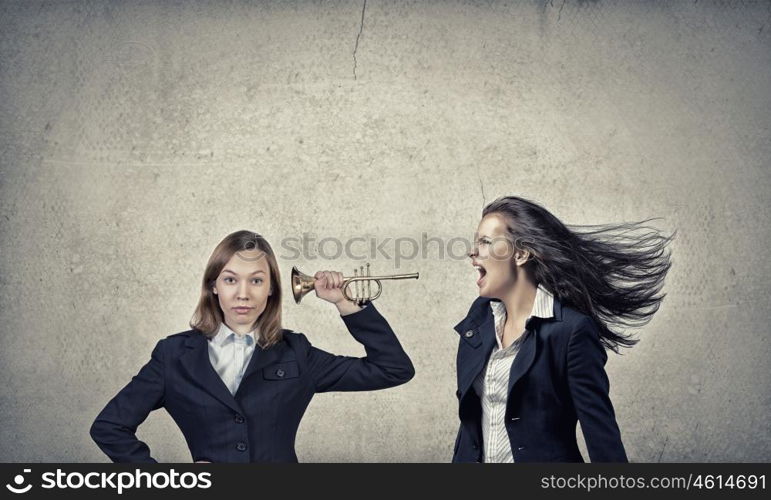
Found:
[212,287,218,295]
[514,249,531,267]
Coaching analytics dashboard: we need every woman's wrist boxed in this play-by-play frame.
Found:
[335,299,362,316]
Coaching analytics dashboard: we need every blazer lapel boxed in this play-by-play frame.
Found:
[507,326,537,397]
[507,295,564,396]
[238,341,283,388]
[179,333,242,414]
[455,309,497,398]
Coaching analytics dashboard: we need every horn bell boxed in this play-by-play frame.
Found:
[291,266,316,304]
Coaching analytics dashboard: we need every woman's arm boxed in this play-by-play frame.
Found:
[308,303,415,393]
[305,270,415,392]
[566,317,628,463]
[89,340,166,463]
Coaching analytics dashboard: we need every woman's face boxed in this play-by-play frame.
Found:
[212,249,272,334]
[471,213,519,299]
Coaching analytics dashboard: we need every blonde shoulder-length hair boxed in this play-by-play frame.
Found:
[190,230,283,348]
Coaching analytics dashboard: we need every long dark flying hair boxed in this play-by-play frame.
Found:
[483,196,674,352]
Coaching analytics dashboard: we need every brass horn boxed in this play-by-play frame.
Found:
[291,263,419,306]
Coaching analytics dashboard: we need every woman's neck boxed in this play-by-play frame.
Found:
[500,277,537,322]
[225,322,255,336]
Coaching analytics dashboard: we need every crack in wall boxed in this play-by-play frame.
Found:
[477,168,487,208]
[352,0,367,80]
[657,436,670,463]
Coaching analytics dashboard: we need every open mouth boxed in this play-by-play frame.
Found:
[474,264,487,286]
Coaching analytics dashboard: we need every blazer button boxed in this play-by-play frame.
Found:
[517,446,526,451]
[464,330,474,338]
[510,417,520,422]
[276,369,285,378]
[234,414,245,424]
[236,442,248,452]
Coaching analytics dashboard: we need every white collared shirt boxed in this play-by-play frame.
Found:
[472,284,555,463]
[208,323,257,396]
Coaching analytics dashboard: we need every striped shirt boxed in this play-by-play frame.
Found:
[208,323,257,395]
[472,284,555,463]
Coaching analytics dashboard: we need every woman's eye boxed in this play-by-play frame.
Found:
[223,277,235,284]
[252,278,263,285]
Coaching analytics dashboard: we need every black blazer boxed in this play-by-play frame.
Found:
[452,296,627,463]
[90,304,414,463]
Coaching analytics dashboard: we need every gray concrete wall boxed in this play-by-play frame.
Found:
[1,0,769,462]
